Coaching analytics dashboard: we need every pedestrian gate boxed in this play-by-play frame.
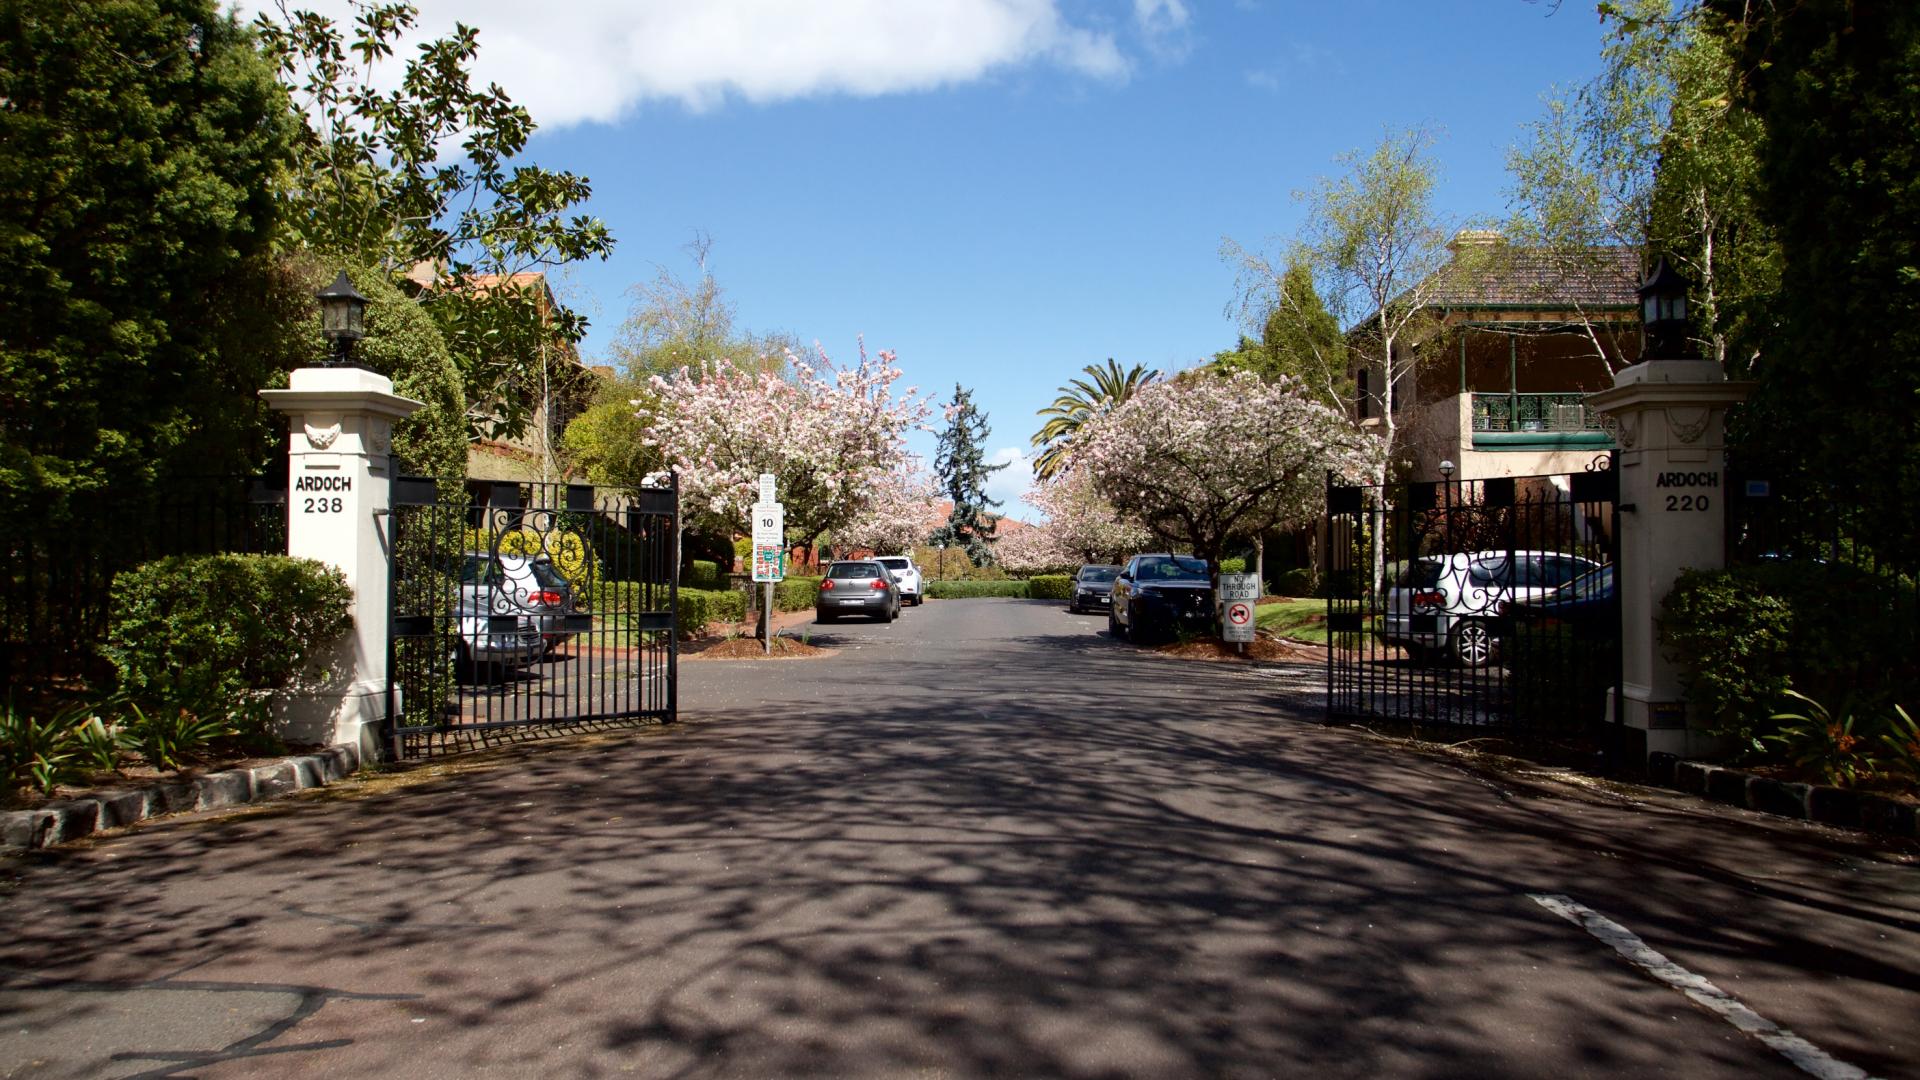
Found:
[1324,456,1620,747]
[386,476,678,758]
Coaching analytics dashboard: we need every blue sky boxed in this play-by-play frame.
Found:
[252,1,1615,517]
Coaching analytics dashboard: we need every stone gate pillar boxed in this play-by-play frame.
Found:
[260,368,422,760]
[1586,359,1751,762]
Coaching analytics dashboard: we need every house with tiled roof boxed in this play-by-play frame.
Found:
[406,263,599,486]
[1351,231,1641,483]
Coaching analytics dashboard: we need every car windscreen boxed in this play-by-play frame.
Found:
[1135,556,1209,580]
[1554,564,1612,600]
[1078,567,1118,583]
[876,558,910,570]
[827,563,882,579]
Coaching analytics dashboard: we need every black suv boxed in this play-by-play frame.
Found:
[1109,553,1213,642]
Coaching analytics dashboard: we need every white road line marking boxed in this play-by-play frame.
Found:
[1528,893,1879,1080]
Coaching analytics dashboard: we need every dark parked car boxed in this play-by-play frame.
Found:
[1505,564,1615,628]
[815,559,900,623]
[1068,564,1121,614]
[1109,553,1214,642]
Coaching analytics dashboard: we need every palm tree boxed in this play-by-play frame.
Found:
[1029,359,1160,480]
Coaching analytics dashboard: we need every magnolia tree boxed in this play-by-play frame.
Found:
[835,462,939,555]
[1077,371,1377,570]
[645,341,930,548]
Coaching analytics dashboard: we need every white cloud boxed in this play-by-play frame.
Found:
[1132,0,1193,62]
[985,446,1037,519]
[246,1,1136,128]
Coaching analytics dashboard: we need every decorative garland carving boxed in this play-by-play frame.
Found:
[304,421,342,450]
[1667,406,1711,445]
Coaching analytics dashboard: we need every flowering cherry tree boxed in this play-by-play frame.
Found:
[835,462,939,555]
[1025,466,1151,565]
[1077,371,1377,569]
[992,523,1076,575]
[644,341,930,548]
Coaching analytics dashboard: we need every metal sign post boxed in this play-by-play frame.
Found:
[751,475,784,655]
[1219,572,1259,651]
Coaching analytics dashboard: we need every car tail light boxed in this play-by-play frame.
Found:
[1412,590,1445,606]
[821,579,835,591]
[872,579,888,590]
[530,590,562,606]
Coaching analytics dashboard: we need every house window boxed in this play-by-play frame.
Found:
[1357,369,1371,419]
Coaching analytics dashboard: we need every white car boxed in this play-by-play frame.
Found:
[1383,550,1601,666]
[873,555,924,606]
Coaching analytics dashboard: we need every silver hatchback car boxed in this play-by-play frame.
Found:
[815,560,900,623]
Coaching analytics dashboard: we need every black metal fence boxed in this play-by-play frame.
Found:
[387,476,679,758]
[0,475,286,704]
[1325,456,1620,742]
[1724,469,1920,712]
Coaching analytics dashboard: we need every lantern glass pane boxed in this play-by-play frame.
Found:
[1643,295,1658,322]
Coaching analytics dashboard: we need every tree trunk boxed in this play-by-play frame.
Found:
[1254,535,1266,595]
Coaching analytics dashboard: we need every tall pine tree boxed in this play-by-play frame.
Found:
[931,385,1009,565]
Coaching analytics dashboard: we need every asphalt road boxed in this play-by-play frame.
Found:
[3,598,1916,1079]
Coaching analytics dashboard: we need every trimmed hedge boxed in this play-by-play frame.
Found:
[584,581,746,639]
[1027,574,1073,600]
[1219,557,1247,575]
[104,554,354,707]
[776,576,821,611]
[687,559,724,589]
[926,580,1031,599]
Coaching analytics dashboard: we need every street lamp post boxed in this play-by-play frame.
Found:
[1637,256,1691,360]
[315,271,370,369]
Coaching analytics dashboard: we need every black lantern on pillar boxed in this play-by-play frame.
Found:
[1637,256,1691,360]
[315,271,370,368]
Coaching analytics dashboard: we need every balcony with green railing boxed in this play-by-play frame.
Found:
[1469,392,1612,449]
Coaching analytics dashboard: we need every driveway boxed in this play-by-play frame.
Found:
[2,598,1915,1078]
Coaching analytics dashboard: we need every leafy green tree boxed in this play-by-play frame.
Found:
[1713,0,1920,564]
[0,0,295,501]
[1029,360,1160,480]
[254,1,615,440]
[932,386,1009,565]
[288,261,468,486]
[609,238,796,380]
[1506,0,1778,371]
[562,377,664,491]
[1212,260,1348,408]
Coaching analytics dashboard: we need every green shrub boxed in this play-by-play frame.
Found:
[687,559,723,589]
[1027,575,1073,600]
[677,588,747,637]
[1218,557,1247,575]
[1662,562,1920,748]
[926,580,1030,599]
[775,576,821,611]
[2,700,82,798]
[103,555,354,714]
[1277,567,1318,598]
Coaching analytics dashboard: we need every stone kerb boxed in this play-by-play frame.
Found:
[260,367,422,760]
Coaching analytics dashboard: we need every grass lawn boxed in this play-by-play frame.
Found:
[1254,598,1330,644]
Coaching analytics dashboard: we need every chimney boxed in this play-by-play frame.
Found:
[1447,228,1504,254]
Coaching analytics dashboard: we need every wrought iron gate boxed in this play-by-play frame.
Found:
[1324,456,1620,745]
[386,475,678,758]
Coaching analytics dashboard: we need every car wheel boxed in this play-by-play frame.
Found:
[1451,619,1497,667]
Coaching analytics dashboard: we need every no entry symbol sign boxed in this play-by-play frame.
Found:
[1223,599,1254,642]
